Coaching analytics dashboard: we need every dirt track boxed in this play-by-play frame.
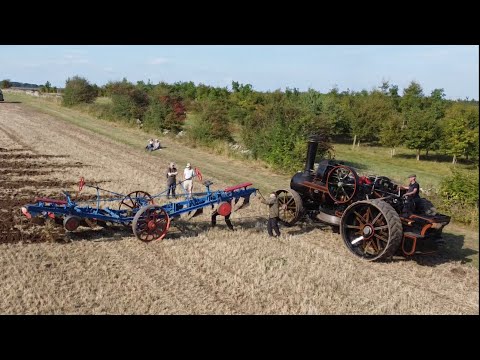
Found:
[0,101,478,314]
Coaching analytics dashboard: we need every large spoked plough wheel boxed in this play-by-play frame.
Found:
[119,191,154,226]
[275,189,303,226]
[326,165,359,204]
[340,199,402,261]
[119,191,154,211]
[132,205,170,242]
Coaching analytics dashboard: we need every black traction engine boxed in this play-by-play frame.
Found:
[275,136,451,261]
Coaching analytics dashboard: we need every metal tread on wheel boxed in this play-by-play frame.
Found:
[340,199,403,261]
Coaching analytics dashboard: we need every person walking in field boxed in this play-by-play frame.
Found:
[166,162,178,199]
[183,163,195,199]
[260,192,281,237]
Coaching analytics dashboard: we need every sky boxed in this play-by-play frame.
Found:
[0,45,478,100]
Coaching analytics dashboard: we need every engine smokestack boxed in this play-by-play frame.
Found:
[304,136,320,173]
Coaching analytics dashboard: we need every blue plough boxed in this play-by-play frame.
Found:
[21,169,257,241]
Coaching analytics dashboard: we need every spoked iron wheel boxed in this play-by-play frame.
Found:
[340,200,402,261]
[119,191,153,226]
[326,165,359,204]
[132,205,170,242]
[119,191,154,211]
[275,189,303,226]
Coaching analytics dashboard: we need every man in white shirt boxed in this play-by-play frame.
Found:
[183,163,195,199]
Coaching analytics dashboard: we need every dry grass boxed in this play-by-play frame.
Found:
[0,100,478,314]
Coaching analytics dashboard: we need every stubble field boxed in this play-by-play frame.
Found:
[0,99,478,314]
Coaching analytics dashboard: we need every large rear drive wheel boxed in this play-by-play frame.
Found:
[132,205,170,242]
[340,200,402,261]
[275,189,303,226]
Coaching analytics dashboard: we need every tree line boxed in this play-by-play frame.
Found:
[1,79,59,93]
[61,75,479,169]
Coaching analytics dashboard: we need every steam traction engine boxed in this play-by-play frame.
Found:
[275,136,451,261]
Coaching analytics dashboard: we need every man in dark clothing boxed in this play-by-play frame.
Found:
[260,192,281,237]
[400,174,420,216]
[166,162,178,199]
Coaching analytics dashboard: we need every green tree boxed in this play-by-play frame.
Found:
[379,80,390,95]
[170,81,196,101]
[301,88,323,116]
[107,79,149,121]
[379,113,404,157]
[349,91,395,144]
[440,167,479,207]
[428,88,447,120]
[321,93,351,138]
[441,103,479,164]
[403,109,441,160]
[189,100,232,143]
[1,79,12,89]
[231,81,240,93]
[62,76,97,106]
[401,81,424,128]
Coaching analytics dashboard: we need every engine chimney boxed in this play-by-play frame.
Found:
[304,137,319,173]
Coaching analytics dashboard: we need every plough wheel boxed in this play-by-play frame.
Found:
[275,189,303,226]
[340,199,402,261]
[326,165,359,204]
[217,201,232,217]
[64,216,81,232]
[132,204,170,242]
[119,191,154,211]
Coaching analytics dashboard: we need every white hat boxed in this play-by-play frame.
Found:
[186,163,191,167]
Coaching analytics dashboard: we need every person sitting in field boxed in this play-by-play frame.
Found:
[145,139,154,151]
[152,139,161,151]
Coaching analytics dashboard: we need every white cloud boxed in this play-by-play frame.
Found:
[147,57,169,65]
[104,67,114,73]
[62,53,89,64]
